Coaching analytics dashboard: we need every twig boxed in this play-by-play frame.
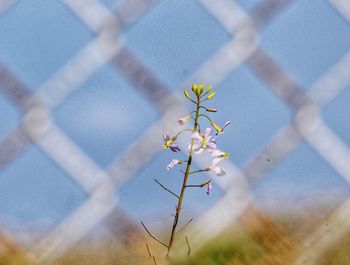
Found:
[141,221,168,248]
[185,236,191,256]
[199,113,212,123]
[185,184,205,188]
[154,179,180,199]
[189,169,209,175]
[153,256,158,265]
[178,218,194,233]
[186,184,204,188]
[186,179,211,189]
[146,243,152,258]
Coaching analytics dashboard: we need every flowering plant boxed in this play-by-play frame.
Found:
[142,84,230,257]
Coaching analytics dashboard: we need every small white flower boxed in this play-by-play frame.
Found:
[167,159,182,170]
[191,128,216,154]
[207,149,229,176]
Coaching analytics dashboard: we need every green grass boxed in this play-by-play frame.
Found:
[3,211,350,265]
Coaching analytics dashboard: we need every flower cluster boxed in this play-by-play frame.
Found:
[162,84,231,195]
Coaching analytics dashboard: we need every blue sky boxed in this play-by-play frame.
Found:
[0,0,349,230]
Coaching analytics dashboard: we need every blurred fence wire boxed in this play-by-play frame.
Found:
[0,0,350,264]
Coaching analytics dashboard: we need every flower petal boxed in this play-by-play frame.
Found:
[192,142,201,151]
[207,141,217,151]
[211,149,224,158]
[163,132,170,142]
[194,148,204,154]
[212,157,223,167]
[167,159,181,170]
[191,132,202,141]
[222,121,231,129]
[204,128,213,138]
[213,166,226,176]
[206,182,213,195]
[169,145,181,152]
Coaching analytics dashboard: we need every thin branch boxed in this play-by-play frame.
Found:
[188,98,197,105]
[153,256,158,265]
[141,221,169,248]
[146,244,152,258]
[186,178,211,189]
[178,218,194,233]
[175,129,194,138]
[185,236,191,256]
[186,181,210,188]
[154,179,180,199]
[199,113,212,123]
[185,184,203,188]
[189,169,209,175]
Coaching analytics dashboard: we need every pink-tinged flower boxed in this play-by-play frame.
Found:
[167,159,182,170]
[191,128,216,154]
[163,132,180,152]
[206,182,213,195]
[178,115,191,125]
[211,120,231,135]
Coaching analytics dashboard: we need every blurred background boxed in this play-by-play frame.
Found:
[0,0,350,264]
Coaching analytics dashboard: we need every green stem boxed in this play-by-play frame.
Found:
[167,97,201,255]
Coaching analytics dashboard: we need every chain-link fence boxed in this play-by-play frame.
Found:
[0,0,350,264]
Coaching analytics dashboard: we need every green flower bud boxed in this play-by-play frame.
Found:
[211,120,222,133]
[192,84,198,94]
[207,91,216,100]
[191,84,206,97]
[198,84,205,95]
[184,90,191,100]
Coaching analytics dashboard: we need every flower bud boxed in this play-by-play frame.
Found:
[184,90,191,100]
[210,120,222,133]
[205,107,217,112]
[191,84,205,97]
[198,84,205,95]
[178,115,191,125]
[167,159,182,170]
[191,84,198,94]
[207,91,216,100]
